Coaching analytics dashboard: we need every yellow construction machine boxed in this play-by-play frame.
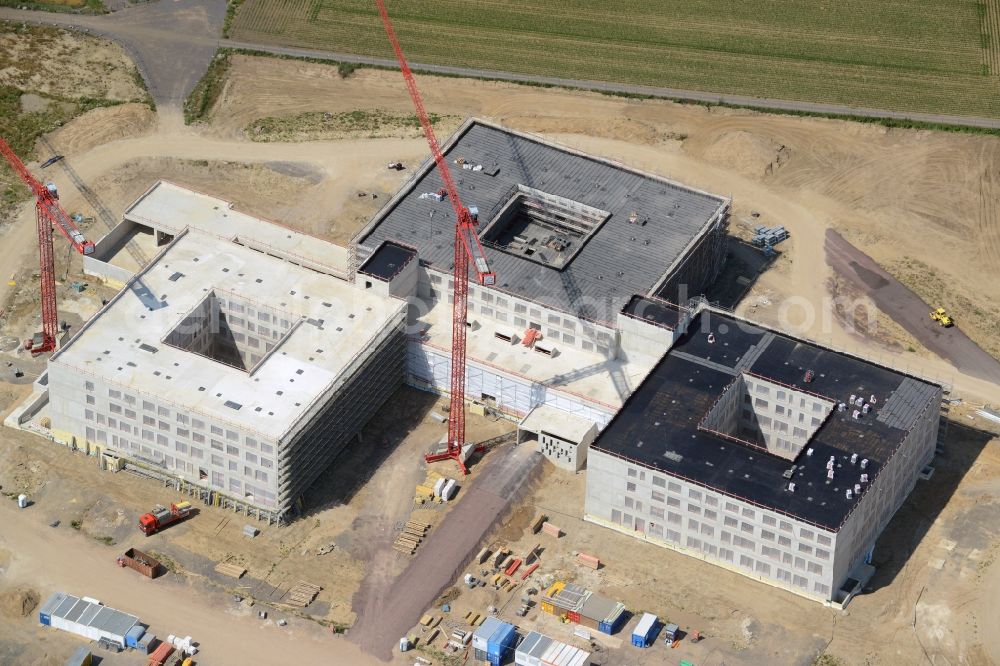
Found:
[930,308,954,327]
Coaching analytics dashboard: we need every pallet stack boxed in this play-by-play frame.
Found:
[214,562,247,579]
[415,470,446,505]
[285,580,322,607]
[393,520,431,555]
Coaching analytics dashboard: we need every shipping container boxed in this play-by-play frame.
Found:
[126,624,147,648]
[119,548,162,579]
[146,641,174,666]
[631,612,658,647]
[487,622,517,664]
[137,633,157,655]
[472,617,504,652]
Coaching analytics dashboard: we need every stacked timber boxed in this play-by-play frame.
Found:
[394,520,431,555]
[285,581,321,607]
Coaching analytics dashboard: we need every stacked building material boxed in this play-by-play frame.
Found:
[541,522,562,538]
[751,225,789,247]
[394,520,431,555]
[576,553,600,569]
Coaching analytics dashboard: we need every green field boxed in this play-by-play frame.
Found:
[229,0,1000,119]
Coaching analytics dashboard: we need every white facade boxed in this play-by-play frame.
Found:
[585,385,940,603]
[46,227,407,521]
[519,404,598,472]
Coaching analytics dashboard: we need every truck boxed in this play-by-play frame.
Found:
[117,548,162,578]
[139,501,193,536]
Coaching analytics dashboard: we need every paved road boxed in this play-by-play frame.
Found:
[348,444,543,660]
[0,1,225,109]
[825,229,1000,386]
[4,4,1000,130]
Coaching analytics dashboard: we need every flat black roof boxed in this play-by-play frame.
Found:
[357,120,727,321]
[592,309,941,530]
[358,240,416,281]
[621,295,684,330]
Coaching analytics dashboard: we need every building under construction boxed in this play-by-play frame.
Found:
[42,222,405,522]
[356,118,731,425]
[20,121,732,521]
[584,308,942,604]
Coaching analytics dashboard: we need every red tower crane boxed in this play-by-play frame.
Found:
[0,137,95,355]
[375,0,496,474]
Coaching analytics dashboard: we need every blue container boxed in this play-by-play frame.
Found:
[486,622,517,664]
[125,624,146,648]
[631,613,659,647]
[599,608,627,635]
[39,612,51,626]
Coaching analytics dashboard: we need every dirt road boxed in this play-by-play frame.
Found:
[0,499,379,666]
[826,229,1000,385]
[349,444,543,660]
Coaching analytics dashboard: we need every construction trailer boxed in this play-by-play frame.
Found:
[472,616,517,666]
[39,592,139,649]
[631,612,659,647]
[515,631,591,666]
[540,582,626,634]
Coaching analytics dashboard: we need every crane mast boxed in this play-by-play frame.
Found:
[0,137,95,355]
[375,0,495,474]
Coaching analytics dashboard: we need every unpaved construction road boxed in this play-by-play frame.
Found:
[826,229,1000,385]
[349,444,543,660]
[0,499,379,665]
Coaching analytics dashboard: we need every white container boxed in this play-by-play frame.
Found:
[433,477,447,498]
[17,494,27,508]
[441,479,457,502]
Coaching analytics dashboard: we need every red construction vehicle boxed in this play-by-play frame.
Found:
[139,501,193,536]
[0,137,95,355]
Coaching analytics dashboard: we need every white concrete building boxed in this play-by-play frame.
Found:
[584,308,942,604]
[518,404,598,472]
[45,226,406,522]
